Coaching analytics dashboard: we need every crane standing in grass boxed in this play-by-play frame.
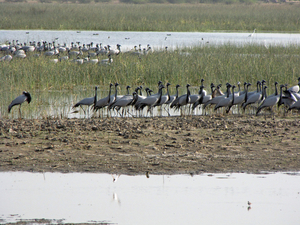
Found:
[72,86,97,117]
[8,91,32,118]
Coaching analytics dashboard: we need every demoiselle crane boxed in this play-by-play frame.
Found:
[8,91,32,118]
[72,86,97,117]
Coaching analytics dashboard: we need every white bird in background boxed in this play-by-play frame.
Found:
[248,29,256,37]
[8,91,32,118]
[0,55,13,62]
[288,98,300,111]
[99,54,113,65]
[108,44,121,55]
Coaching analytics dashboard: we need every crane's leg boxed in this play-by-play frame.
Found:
[117,108,122,117]
[127,109,134,118]
[164,106,171,117]
[122,108,125,117]
[19,104,22,118]
[80,105,86,117]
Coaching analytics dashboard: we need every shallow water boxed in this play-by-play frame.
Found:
[1,30,300,51]
[2,87,185,119]
[0,172,299,224]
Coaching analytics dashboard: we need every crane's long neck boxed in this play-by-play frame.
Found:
[115,86,118,99]
[211,85,215,98]
[199,86,204,103]
[94,87,97,106]
[275,83,278,96]
[108,85,112,103]
[228,86,232,95]
[186,86,190,103]
[261,83,265,100]
[226,86,231,98]
[157,87,163,103]
[199,86,204,96]
[198,86,202,95]
[245,85,250,103]
[131,93,138,105]
[176,86,179,99]
[278,86,283,107]
[264,87,267,99]
[167,85,170,100]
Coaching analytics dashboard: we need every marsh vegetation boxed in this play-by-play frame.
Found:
[1,2,300,119]
[1,44,300,118]
[1,3,300,31]
[0,2,300,178]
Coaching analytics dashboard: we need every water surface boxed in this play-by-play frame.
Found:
[1,172,299,224]
[1,30,300,51]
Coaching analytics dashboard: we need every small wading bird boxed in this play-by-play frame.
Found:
[248,29,256,37]
[8,91,32,118]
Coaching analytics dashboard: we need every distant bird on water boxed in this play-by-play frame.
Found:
[248,29,256,37]
[8,91,32,118]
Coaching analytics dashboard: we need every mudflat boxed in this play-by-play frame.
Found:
[0,115,299,175]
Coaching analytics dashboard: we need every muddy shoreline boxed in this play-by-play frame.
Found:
[0,115,299,175]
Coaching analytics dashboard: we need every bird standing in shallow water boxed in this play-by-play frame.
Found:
[8,91,32,118]
[72,86,97,118]
[248,29,256,37]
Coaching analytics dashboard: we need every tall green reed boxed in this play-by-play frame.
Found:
[1,3,300,32]
[1,44,299,92]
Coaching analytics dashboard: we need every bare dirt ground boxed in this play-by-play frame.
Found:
[0,115,299,175]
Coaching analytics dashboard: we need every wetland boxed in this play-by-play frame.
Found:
[1,2,300,224]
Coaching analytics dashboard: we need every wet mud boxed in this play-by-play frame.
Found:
[0,115,299,175]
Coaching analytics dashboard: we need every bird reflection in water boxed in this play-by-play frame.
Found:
[112,193,121,205]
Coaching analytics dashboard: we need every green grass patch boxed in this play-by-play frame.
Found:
[1,3,300,31]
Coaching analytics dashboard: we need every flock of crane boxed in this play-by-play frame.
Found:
[8,78,300,118]
[3,39,300,118]
[0,40,152,64]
